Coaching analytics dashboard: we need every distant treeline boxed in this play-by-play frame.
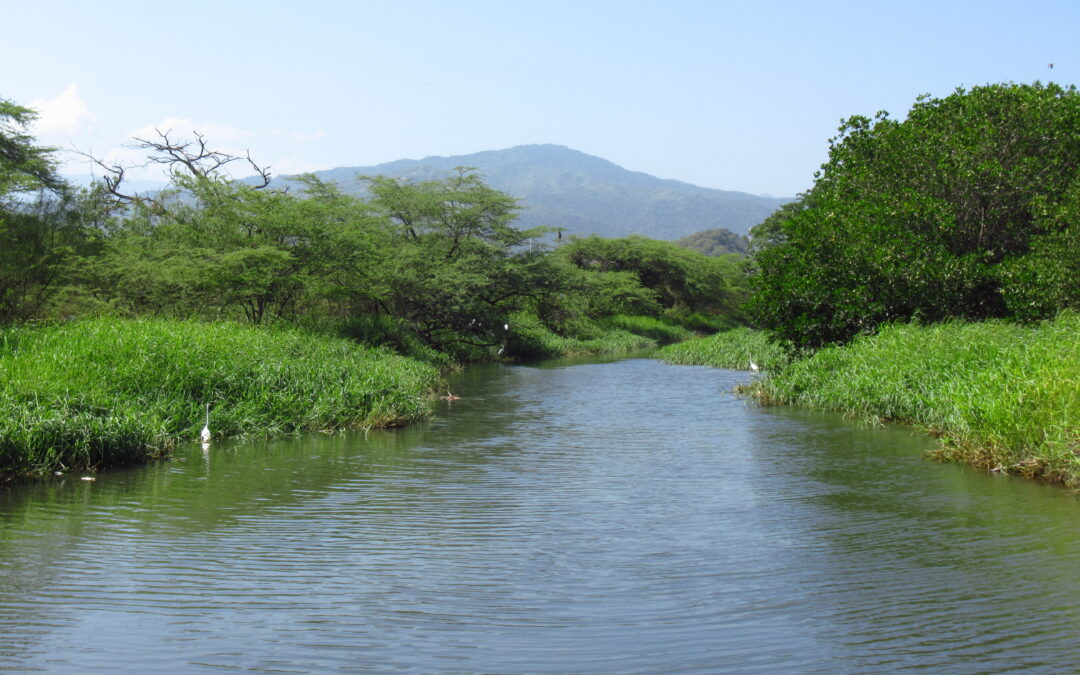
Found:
[0,96,748,364]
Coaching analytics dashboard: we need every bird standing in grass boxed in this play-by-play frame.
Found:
[201,403,211,442]
[750,357,759,373]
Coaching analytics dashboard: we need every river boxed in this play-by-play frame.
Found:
[2,356,1079,673]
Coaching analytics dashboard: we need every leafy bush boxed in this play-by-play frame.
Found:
[749,83,1080,348]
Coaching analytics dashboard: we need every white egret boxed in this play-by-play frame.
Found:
[749,357,759,373]
[200,403,211,442]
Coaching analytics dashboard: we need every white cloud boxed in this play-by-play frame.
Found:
[30,83,97,136]
[267,156,322,176]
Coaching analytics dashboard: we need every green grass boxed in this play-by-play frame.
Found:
[599,314,693,344]
[0,318,441,480]
[505,311,658,360]
[658,327,790,371]
[744,312,1080,486]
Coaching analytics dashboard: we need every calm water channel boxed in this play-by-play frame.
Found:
[2,356,1080,673]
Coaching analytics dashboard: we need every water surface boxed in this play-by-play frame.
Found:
[2,357,1079,673]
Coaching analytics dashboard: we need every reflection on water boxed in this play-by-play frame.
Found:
[2,357,1079,673]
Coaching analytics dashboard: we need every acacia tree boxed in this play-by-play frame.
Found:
[557,235,746,319]
[85,131,387,323]
[0,98,63,197]
[364,169,558,350]
[0,97,99,322]
[749,82,1080,348]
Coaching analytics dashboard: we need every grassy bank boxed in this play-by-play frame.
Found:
[505,311,660,360]
[744,312,1080,486]
[658,327,790,371]
[0,318,441,481]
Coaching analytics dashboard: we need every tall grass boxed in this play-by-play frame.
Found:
[745,312,1080,486]
[658,327,790,371]
[599,314,692,344]
[0,318,441,480]
[505,311,658,360]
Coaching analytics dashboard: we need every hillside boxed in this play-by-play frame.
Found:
[675,228,750,256]
[271,145,789,239]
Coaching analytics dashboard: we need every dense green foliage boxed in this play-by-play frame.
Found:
[675,227,749,256]
[658,327,789,371]
[0,98,62,196]
[749,83,1080,348]
[0,98,96,323]
[504,311,658,360]
[744,312,1079,485]
[554,235,750,326]
[0,318,440,479]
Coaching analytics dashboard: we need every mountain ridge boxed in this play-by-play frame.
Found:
[275,144,790,239]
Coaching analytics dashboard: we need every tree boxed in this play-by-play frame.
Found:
[675,227,749,256]
[747,199,805,255]
[748,82,1080,349]
[0,98,63,198]
[79,127,270,211]
[363,169,558,351]
[93,173,386,323]
[0,97,95,323]
[557,235,746,320]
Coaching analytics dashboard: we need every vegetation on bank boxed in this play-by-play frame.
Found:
[715,83,1078,486]
[6,82,1078,489]
[2,94,744,480]
[657,327,789,371]
[0,318,441,480]
[1,95,744,354]
[748,82,1080,349]
[743,313,1079,485]
[505,312,664,359]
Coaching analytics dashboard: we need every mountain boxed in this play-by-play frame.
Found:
[269,145,789,239]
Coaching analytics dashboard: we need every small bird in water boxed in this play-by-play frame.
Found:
[201,403,211,442]
[440,391,461,401]
[749,357,759,373]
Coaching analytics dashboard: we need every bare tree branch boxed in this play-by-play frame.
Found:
[70,146,145,207]
[73,129,273,210]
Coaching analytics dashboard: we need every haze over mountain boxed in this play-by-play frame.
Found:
[274,145,790,239]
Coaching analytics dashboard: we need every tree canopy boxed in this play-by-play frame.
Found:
[0,98,64,199]
[748,82,1080,348]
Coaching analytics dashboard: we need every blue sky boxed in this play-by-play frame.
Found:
[5,0,1076,197]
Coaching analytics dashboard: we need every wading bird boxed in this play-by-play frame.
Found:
[201,403,211,442]
[750,357,759,373]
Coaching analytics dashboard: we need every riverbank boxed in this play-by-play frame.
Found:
[658,326,789,371]
[0,318,441,482]
[505,312,686,359]
[669,314,1079,486]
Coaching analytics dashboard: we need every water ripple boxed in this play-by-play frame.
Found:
[2,358,1080,673]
